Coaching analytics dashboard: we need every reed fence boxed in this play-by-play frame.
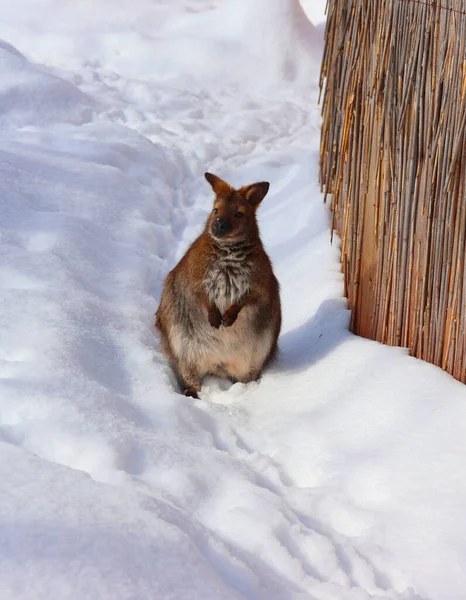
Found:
[320,0,466,383]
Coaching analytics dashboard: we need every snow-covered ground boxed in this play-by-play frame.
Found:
[0,1,465,599]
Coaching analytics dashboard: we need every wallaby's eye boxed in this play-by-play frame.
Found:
[235,211,244,218]
[212,208,218,215]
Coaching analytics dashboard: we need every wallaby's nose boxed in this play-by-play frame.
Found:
[212,217,230,238]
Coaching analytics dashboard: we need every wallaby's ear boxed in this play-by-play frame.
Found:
[241,182,270,207]
[204,172,232,197]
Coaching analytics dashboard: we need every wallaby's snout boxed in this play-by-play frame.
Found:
[211,216,232,239]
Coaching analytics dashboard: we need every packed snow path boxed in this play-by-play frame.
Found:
[0,1,466,599]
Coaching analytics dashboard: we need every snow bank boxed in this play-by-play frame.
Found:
[0,40,94,129]
[150,0,323,86]
[0,0,323,89]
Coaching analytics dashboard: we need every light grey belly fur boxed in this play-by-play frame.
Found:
[169,249,274,378]
[170,304,273,379]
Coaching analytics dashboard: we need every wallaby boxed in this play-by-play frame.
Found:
[156,172,281,398]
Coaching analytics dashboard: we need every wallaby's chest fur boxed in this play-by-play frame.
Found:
[203,243,253,314]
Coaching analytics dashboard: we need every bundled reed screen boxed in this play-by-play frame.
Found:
[320,0,466,383]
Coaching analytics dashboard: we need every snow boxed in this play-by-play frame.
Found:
[0,0,465,599]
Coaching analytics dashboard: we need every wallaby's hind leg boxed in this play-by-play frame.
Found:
[157,323,201,398]
[177,361,202,399]
[226,359,262,385]
[228,370,262,385]
[264,338,279,369]
[238,367,262,384]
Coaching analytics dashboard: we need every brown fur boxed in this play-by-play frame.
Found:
[156,172,281,398]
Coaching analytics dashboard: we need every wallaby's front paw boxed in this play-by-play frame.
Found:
[183,387,199,399]
[208,307,222,328]
[222,310,239,327]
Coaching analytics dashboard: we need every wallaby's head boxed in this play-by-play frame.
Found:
[204,172,269,243]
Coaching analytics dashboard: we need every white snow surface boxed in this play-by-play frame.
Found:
[0,1,465,599]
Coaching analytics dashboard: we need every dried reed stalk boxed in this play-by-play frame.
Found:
[320,0,466,383]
